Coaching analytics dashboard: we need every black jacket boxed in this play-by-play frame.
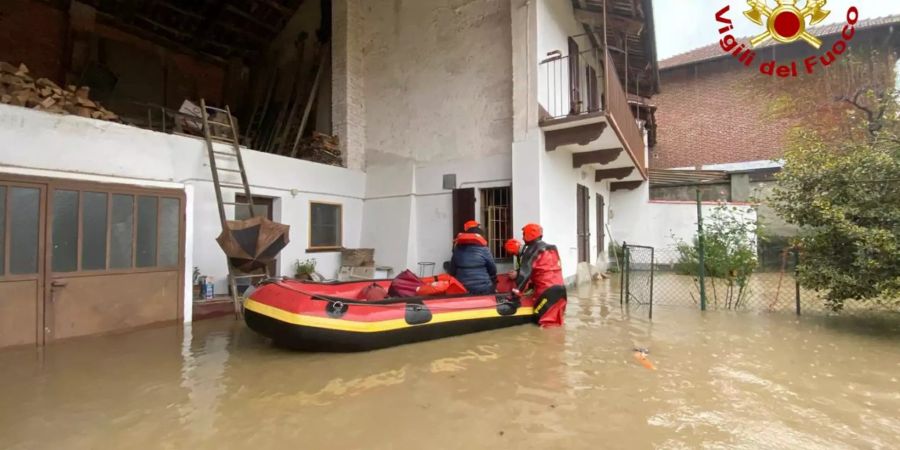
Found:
[449,243,497,295]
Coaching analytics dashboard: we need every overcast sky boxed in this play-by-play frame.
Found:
[653,0,900,61]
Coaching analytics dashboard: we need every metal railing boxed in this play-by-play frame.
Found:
[537,46,647,173]
[604,49,646,172]
[538,48,604,119]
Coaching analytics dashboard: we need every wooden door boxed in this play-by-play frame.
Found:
[235,195,276,275]
[45,182,184,341]
[0,182,46,348]
[452,188,476,237]
[568,37,581,115]
[576,185,590,263]
[596,193,605,256]
[586,65,599,112]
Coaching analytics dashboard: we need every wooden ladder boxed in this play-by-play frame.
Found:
[199,99,267,318]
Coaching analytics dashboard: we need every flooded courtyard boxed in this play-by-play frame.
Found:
[2,283,899,450]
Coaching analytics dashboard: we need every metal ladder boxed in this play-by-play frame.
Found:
[199,99,267,318]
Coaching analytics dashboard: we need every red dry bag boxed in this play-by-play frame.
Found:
[388,270,424,298]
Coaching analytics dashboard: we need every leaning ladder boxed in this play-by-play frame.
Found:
[199,99,267,318]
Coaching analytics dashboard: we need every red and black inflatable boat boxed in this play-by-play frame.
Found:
[244,279,563,352]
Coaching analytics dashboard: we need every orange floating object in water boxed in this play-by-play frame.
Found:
[633,350,657,371]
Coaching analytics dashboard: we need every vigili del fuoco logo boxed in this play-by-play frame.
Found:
[715,1,860,77]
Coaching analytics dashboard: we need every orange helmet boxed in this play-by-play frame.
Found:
[463,220,480,232]
[522,223,543,243]
[504,239,522,256]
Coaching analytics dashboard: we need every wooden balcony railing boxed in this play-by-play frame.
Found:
[604,48,646,176]
[537,45,647,177]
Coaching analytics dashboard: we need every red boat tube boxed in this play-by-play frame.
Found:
[244,279,539,352]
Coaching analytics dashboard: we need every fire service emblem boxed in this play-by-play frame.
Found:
[714,1,860,78]
[744,0,830,49]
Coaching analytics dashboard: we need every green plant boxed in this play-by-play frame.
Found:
[293,258,317,277]
[769,90,900,311]
[674,204,761,309]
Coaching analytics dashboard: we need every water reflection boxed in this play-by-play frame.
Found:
[1,283,899,449]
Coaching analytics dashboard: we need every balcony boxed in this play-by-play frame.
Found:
[538,47,646,181]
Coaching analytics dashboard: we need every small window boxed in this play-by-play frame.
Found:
[136,196,158,268]
[309,202,342,250]
[52,190,79,273]
[480,187,512,259]
[158,198,180,267]
[10,187,40,275]
[81,192,108,271]
[110,194,134,269]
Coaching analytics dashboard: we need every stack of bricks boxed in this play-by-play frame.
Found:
[0,61,119,122]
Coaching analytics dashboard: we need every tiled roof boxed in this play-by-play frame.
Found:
[659,14,900,70]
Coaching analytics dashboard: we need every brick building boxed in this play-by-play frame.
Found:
[652,15,900,170]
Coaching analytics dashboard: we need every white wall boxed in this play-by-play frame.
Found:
[0,105,366,313]
[609,183,758,263]
[355,0,517,274]
[535,0,595,117]
[538,148,611,278]
[362,153,512,275]
[360,0,513,164]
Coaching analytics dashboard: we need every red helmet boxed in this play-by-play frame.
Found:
[463,220,480,232]
[522,223,543,243]
[504,239,522,256]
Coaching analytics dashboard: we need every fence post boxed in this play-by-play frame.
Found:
[619,242,626,305]
[696,189,708,311]
[649,247,654,320]
[794,247,801,315]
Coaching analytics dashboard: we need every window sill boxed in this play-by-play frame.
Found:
[306,247,342,253]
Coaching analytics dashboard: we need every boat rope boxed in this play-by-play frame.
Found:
[261,282,524,312]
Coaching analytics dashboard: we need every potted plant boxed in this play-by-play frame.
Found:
[294,258,317,281]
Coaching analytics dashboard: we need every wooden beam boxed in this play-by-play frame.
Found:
[595,167,634,182]
[572,148,623,168]
[545,121,607,151]
[611,181,643,192]
[575,8,645,35]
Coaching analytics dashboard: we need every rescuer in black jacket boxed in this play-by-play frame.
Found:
[448,221,497,295]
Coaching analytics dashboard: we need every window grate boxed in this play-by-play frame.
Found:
[480,187,511,259]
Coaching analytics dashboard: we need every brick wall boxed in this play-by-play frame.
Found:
[0,0,67,82]
[652,61,799,169]
[652,27,900,170]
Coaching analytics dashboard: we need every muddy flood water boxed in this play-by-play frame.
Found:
[2,283,899,450]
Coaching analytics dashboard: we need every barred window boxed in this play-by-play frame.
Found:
[480,187,511,259]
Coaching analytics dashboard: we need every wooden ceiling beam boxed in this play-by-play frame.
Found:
[595,167,634,182]
[611,181,644,191]
[575,8,645,35]
[572,148,623,168]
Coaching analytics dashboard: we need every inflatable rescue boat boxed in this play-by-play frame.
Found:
[243,278,552,352]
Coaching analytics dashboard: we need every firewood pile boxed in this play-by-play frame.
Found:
[291,131,342,166]
[0,61,119,122]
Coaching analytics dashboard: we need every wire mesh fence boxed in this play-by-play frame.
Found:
[620,244,900,315]
[620,244,655,318]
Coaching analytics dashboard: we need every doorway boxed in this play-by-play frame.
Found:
[0,175,185,348]
[452,188,476,237]
[568,37,581,115]
[576,184,590,263]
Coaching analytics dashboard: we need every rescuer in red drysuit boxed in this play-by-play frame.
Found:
[513,223,566,327]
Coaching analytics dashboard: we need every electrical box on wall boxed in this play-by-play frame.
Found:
[443,174,457,190]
